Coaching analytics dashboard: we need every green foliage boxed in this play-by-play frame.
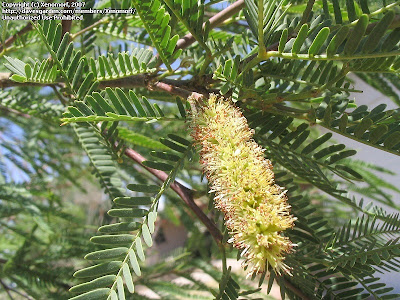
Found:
[4,56,58,84]
[0,0,399,299]
[131,0,182,70]
[89,49,157,81]
[61,88,179,125]
[74,124,125,199]
[71,135,192,299]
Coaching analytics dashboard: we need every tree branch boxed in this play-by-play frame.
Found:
[1,72,207,100]
[174,0,245,51]
[0,105,32,119]
[123,147,223,244]
[98,75,150,89]
[152,81,204,101]
[0,23,33,53]
[97,75,207,100]
[70,18,109,40]
[283,278,312,300]
[61,0,76,36]
[0,73,60,89]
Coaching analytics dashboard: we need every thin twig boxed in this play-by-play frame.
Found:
[0,106,32,119]
[0,23,33,53]
[175,0,245,51]
[70,18,109,40]
[50,85,68,106]
[0,280,15,300]
[154,0,245,67]
[6,286,32,300]
[283,277,311,300]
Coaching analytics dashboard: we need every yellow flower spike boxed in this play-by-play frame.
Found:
[190,94,296,276]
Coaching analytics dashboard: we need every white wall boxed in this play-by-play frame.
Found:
[342,75,400,293]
